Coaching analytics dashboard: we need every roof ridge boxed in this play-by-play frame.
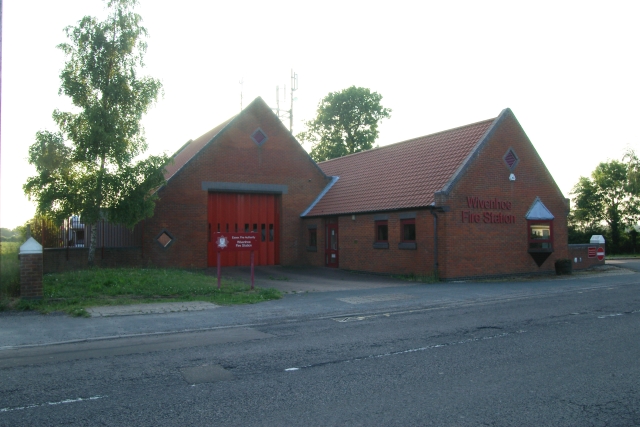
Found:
[437,108,510,197]
[319,116,497,165]
[162,115,237,184]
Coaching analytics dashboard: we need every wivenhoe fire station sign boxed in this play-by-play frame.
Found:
[214,233,259,289]
[461,196,516,224]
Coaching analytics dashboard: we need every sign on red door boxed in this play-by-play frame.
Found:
[208,193,279,267]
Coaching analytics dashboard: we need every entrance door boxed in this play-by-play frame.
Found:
[207,193,280,267]
[325,222,339,268]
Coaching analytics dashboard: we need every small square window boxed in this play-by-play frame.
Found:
[528,220,553,252]
[373,220,389,249]
[375,221,388,242]
[399,218,416,250]
[307,228,317,252]
[401,219,416,242]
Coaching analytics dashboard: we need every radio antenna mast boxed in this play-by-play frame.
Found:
[270,70,299,133]
[239,77,244,111]
[290,69,298,133]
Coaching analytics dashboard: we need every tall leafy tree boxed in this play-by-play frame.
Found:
[297,86,391,162]
[624,148,640,194]
[24,0,167,265]
[571,154,640,253]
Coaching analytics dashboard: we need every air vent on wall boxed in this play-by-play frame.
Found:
[156,230,174,248]
[251,128,268,146]
[503,148,519,170]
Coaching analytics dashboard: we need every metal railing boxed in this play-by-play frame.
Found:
[39,217,142,249]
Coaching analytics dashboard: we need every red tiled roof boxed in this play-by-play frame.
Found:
[163,116,236,182]
[304,116,497,216]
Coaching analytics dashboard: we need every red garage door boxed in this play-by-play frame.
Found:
[207,193,280,267]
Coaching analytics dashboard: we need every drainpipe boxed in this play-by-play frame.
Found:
[430,209,439,280]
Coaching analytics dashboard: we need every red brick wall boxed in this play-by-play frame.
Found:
[300,212,438,276]
[144,98,330,268]
[435,111,569,279]
[568,244,605,270]
[334,211,436,275]
[300,218,325,266]
[20,254,43,299]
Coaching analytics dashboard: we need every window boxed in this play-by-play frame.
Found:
[528,220,553,252]
[307,226,317,252]
[376,221,388,242]
[309,229,317,247]
[399,218,416,250]
[402,219,416,241]
[525,198,555,266]
[373,220,389,249]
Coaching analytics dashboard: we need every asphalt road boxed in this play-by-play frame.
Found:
[1,275,639,426]
[608,258,640,272]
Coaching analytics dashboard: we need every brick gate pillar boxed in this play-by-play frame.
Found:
[20,237,43,300]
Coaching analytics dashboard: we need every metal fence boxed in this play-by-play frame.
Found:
[38,217,142,249]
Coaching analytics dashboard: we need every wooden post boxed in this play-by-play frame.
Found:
[217,251,221,289]
[250,251,255,290]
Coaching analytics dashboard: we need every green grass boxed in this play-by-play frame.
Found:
[0,242,20,304]
[2,267,281,316]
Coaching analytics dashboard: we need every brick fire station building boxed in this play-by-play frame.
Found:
[143,97,571,280]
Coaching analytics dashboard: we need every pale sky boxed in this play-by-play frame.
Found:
[2,0,639,229]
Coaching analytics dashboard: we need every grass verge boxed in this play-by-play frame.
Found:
[1,267,281,317]
[0,242,20,306]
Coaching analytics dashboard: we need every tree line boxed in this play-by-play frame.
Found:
[569,150,640,254]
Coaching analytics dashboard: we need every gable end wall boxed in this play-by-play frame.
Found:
[436,112,569,279]
[143,100,329,268]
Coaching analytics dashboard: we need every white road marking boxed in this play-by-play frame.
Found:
[337,294,412,305]
[0,395,106,413]
[285,330,526,372]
